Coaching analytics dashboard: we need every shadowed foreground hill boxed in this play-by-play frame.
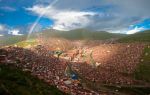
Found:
[118,30,150,42]
[0,64,67,95]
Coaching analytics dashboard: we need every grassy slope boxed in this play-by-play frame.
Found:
[42,29,126,40]
[103,85,150,95]
[1,29,149,47]
[0,35,27,46]
[13,39,38,48]
[0,64,67,95]
[118,30,150,42]
[0,29,126,47]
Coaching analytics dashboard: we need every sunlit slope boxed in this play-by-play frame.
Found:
[42,29,126,40]
[0,33,38,47]
[0,35,27,46]
[13,39,38,48]
[118,30,150,42]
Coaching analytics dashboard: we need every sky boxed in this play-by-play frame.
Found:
[0,0,150,36]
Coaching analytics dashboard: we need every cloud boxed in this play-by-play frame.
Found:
[126,27,145,34]
[0,24,7,36]
[26,5,96,31]
[0,24,5,31]
[26,0,150,33]
[8,29,23,36]
[108,26,146,34]
[0,6,16,12]
[0,24,25,36]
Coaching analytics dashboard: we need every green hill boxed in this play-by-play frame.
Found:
[0,35,27,47]
[118,30,150,42]
[1,29,149,47]
[41,29,126,40]
[0,29,126,47]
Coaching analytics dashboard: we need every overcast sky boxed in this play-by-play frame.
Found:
[0,0,150,35]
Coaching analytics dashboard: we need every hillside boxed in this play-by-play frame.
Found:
[118,30,150,42]
[0,64,67,95]
[1,43,150,95]
[0,29,126,47]
[0,29,149,48]
[0,35,27,47]
[134,45,150,82]
[41,29,126,40]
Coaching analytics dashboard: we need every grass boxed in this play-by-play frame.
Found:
[134,45,150,82]
[13,39,38,48]
[42,29,126,40]
[0,29,126,47]
[118,30,150,43]
[0,64,67,95]
[0,35,27,47]
[103,85,150,95]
